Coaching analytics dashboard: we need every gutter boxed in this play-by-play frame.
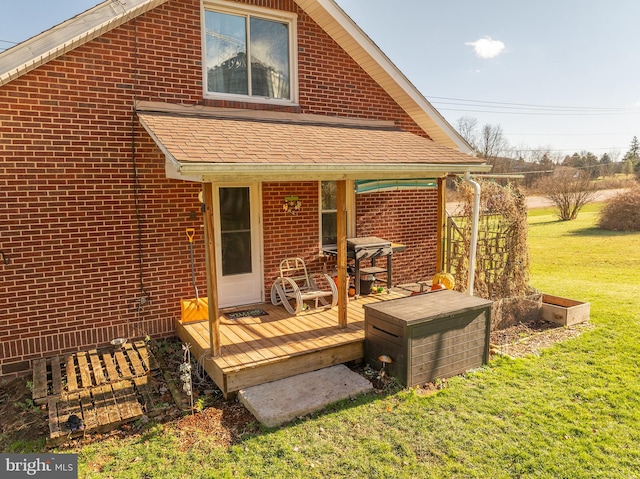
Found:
[162,159,492,183]
[463,172,481,296]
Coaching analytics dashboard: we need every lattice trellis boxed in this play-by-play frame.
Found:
[445,181,531,302]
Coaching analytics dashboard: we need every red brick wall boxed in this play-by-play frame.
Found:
[0,0,438,377]
[261,184,439,295]
[262,182,332,297]
[356,190,439,285]
[0,1,205,376]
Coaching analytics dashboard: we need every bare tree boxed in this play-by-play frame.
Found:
[456,116,478,150]
[526,146,555,165]
[456,117,509,160]
[536,168,599,220]
[607,149,621,163]
[478,123,508,160]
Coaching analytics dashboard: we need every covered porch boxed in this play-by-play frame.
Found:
[138,101,490,397]
[176,289,411,398]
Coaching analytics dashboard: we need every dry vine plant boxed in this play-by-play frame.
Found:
[449,180,537,329]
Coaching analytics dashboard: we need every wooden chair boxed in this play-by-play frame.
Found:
[270,257,338,314]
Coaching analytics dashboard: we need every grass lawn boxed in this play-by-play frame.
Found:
[64,206,640,477]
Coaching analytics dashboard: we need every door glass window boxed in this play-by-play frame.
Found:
[220,187,252,276]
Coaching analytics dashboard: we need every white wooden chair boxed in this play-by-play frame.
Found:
[270,257,338,314]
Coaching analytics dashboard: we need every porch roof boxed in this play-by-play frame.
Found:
[136,102,490,183]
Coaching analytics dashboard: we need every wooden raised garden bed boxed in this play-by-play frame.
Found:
[541,294,590,326]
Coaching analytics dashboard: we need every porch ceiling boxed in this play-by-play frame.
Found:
[136,102,490,183]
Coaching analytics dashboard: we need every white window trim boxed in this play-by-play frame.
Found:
[201,0,299,105]
[319,180,355,250]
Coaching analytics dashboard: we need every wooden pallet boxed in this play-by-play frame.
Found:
[46,380,145,445]
[32,340,157,404]
[31,340,168,445]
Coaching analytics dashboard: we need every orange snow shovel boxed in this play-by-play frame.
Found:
[180,228,209,322]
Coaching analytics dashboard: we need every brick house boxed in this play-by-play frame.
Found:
[0,0,488,385]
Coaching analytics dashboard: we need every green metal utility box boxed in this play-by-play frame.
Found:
[364,289,492,387]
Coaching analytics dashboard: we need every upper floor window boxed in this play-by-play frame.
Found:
[204,3,296,102]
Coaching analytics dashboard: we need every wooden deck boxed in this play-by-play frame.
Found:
[176,290,410,397]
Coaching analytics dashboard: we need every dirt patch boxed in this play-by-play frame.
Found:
[489,317,593,359]
[175,402,259,450]
[0,376,49,451]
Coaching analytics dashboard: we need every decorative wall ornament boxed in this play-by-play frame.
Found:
[282,195,302,215]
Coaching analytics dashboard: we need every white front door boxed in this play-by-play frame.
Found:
[213,184,263,307]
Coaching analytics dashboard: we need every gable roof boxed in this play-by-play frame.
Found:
[0,0,471,153]
[0,0,170,86]
[136,101,489,182]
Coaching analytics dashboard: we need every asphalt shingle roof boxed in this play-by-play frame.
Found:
[137,110,483,167]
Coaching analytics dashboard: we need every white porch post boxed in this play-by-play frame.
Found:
[436,177,447,273]
[463,173,481,296]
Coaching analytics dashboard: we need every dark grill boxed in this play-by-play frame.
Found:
[347,237,393,296]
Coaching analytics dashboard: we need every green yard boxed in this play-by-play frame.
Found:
[62,205,640,477]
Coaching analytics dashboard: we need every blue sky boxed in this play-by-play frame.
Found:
[1,0,639,159]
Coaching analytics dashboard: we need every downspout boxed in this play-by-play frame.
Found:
[464,172,481,296]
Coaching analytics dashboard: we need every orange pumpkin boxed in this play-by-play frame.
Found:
[432,272,455,290]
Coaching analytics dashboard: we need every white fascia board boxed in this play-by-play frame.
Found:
[165,157,204,183]
[178,162,492,183]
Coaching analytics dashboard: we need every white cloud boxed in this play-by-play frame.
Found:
[465,37,506,59]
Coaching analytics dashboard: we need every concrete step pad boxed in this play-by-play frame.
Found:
[238,365,373,427]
